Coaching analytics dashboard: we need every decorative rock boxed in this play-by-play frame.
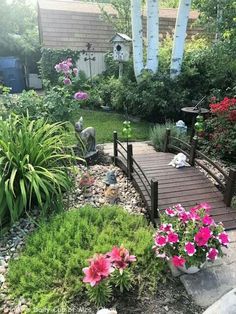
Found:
[0,274,5,283]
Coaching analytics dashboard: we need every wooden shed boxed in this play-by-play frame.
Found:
[38,0,201,76]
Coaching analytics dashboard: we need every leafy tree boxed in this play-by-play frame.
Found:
[193,0,236,40]
[0,0,39,61]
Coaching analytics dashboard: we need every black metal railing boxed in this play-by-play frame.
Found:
[164,128,236,207]
[113,131,158,224]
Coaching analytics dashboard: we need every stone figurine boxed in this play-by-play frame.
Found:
[104,170,117,186]
[103,170,119,204]
[168,153,190,168]
[75,117,96,154]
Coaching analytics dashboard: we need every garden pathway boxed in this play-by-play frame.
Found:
[103,141,236,230]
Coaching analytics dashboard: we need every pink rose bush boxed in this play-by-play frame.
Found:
[82,246,136,287]
[54,58,88,101]
[153,203,230,269]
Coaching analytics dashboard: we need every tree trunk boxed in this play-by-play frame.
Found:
[131,0,144,80]
[146,0,159,73]
[170,0,192,78]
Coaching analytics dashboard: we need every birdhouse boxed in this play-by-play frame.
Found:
[110,33,132,62]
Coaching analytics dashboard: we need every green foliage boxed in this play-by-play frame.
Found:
[39,49,80,85]
[0,115,78,225]
[7,206,165,310]
[87,281,112,307]
[193,0,236,40]
[200,116,236,163]
[150,122,188,152]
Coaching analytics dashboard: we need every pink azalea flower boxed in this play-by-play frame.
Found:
[194,227,212,246]
[172,255,186,267]
[165,208,176,217]
[174,204,185,213]
[160,223,173,233]
[74,91,88,100]
[184,242,196,256]
[63,77,72,85]
[154,234,167,247]
[207,248,218,261]
[202,215,214,226]
[217,232,230,246]
[90,254,113,278]
[167,232,179,244]
[73,67,78,75]
[179,212,190,223]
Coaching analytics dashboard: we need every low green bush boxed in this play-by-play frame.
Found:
[0,115,78,225]
[150,122,188,151]
[7,206,165,311]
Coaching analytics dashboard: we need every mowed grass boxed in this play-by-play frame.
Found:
[65,108,151,144]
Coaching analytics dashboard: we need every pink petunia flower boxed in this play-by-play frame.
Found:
[74,91,88,100]
[179,212,190,223]
[165,208,176,217]
[207,248,218,261]
[199,202,212,212]
[172,255,186,267]
[184,242,196,256]
[174,204,185,213]
[189,211,201,221]
[167,232,179,244]
[202,215,215,226]
[194,227,212,246]
[154,234,167,247]
[160,223,173,233]
[217,232,230,246]
[83,265,102,286]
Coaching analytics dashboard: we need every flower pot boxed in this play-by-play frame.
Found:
[177,262,206,274]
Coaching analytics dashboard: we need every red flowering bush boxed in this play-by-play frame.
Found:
[200,97,236,161]
[153,203,230,269]
[83,246,136,305]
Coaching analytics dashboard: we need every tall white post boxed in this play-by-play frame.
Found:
[131,0,144,80]
[146,0,159,73]
[170,0,192,78]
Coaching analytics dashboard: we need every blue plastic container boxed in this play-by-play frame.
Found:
[0,57,25,93]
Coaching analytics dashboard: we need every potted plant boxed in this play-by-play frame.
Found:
[153,203,230,274]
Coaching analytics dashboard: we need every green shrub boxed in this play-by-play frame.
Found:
[150,122,188,151]
[0,115,78,225]
[7,206,164,311]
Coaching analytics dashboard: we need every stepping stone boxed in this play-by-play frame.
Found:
[202,288,236,314]
[180,262,236,307]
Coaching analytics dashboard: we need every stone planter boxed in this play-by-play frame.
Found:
[177,262,206,274]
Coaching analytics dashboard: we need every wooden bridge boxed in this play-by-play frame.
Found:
[106,130,236,230]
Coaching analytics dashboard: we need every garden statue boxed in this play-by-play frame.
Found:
[103,170,119,204]
[104,170,117,186]
[75,117,97,157]
[176,120,187,134]
[168,153,189,168]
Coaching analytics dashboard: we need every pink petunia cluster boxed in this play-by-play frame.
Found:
[82,246,136,287]
[153,203,230,267]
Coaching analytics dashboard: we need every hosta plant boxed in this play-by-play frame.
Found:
[0,115,79,225]
[153,203,230,269]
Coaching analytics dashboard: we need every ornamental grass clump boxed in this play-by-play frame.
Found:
[0,115,79,225]
[153,203,230,269]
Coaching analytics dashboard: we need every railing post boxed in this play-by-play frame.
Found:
[224,168,236,207]
[151,179,158,223]
[163,128,170,152]
[113,131,118,165]
[189,137,198,166]
[127,144,133,180]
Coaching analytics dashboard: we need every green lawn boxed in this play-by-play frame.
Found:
[66,108,151,144]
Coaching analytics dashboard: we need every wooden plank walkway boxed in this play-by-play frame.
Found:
[103,142,236,230]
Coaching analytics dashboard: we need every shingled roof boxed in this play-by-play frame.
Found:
[38,0,200,52]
